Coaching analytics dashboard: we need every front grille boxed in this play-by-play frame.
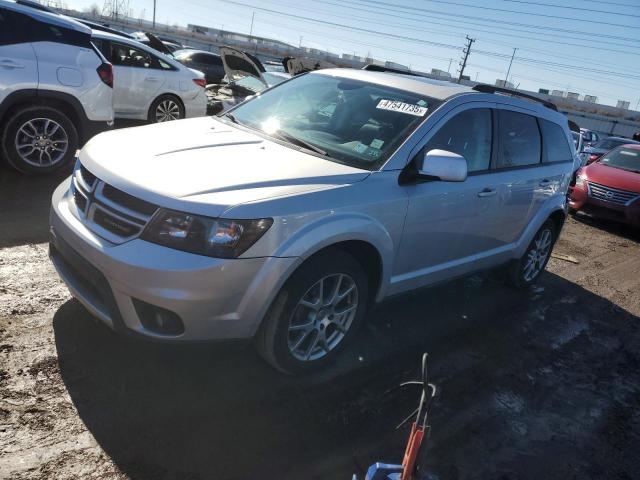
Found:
[588,182,640,205]
[102,184,157,216]
[71,164,158,243]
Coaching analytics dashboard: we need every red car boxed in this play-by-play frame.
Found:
[569,144,640,227]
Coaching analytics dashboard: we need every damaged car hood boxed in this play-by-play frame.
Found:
[80,117,370,217]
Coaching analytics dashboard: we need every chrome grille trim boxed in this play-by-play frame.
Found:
[588,181,640,206]
[71,165,158,243]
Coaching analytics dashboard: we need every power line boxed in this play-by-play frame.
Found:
[353,0,640,40]
[501,0,640,18]
[373,0,640,29]
[314,0,640,62]
[580,0,640,8]
[217,0,640,82]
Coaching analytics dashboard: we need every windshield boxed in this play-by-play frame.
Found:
[223,73,440,170]
[599,146,640,172]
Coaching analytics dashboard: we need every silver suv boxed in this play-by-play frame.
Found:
[0,0,114,174]
[50,70,576,373]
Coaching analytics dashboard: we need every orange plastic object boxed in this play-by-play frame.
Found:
[401,422,425,480]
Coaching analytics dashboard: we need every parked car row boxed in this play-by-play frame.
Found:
[0,0,211,174]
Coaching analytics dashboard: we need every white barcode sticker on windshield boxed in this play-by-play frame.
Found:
[376,99,428,116]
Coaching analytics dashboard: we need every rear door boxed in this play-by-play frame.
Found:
[107,40,165,118]
[0,9,38,105]
[488,108,568,252]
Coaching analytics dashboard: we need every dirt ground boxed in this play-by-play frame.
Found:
[1,164,639,480]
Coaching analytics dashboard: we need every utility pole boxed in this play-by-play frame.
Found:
[475,72,479,81]
[249,11,254,36]
[447,58,452,73]
[152,0,156,28]
[505,47,517,84]
[299,35,303,48]
[457,36,475,84]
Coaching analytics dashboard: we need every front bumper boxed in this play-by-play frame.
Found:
[49,179,297,341]
[569,183,640,226]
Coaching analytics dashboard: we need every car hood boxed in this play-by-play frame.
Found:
[585,162,640,193]
[80,117,370,217]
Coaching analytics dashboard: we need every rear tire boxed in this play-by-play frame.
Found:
[1,106,78,175]
[255,250,369,375]
[148,95,184,123]
[508,219,557,288]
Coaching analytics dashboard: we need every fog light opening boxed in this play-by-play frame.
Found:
[133,299,185,336]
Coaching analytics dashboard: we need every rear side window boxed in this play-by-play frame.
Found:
[110,42,152,68]
[539,119,573,163]
[193,53,222,66]
[497,110,541,168]
[424,108,492,172]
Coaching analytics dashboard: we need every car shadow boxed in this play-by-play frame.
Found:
[53,272,640,479]
[571,211,640,242]
[0,165,71,248]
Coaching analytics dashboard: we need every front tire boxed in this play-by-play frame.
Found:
[508,219,557,288]
[255,250,369,375]
[148,95,184,123]
[1,106,78,175]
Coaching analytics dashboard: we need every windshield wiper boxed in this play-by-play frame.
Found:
[224,112,239,124]
[270,131,328,156]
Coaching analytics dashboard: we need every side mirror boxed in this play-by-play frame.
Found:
[419,149,468,182]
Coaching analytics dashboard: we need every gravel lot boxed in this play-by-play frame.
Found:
[1,164,639,480]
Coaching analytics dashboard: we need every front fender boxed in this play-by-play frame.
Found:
[273,212,395,301]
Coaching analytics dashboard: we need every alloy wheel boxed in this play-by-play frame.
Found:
[523,227,553,282]
[287,273,359,362]
[155,99,181,122]
[14,118,68,167]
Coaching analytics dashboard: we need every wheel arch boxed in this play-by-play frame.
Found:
[0,89,88,142]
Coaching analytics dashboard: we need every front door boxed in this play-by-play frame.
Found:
[392,105,505,295]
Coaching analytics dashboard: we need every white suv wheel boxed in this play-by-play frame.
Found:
[14,118,69,167]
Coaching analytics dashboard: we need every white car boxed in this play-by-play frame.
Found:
[0,0,114,174]
[90,30,207,122]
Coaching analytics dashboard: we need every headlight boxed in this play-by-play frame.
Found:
[141,209,273,258]
[575,170,586,187]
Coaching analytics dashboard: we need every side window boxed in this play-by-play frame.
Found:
[539,119,572,163]
[496,110,541,168]
[0,10,29,45]
[110,43,152,68]
[0,10,15,45]
[156,57,174,70]
[423,108,492,172]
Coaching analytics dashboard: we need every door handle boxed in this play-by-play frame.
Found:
[145,76,160,82]
[477,188,497,198]
[0,59,24,69]
[539,179,552,187]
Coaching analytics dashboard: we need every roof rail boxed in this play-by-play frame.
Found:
[472,84,558,111]
[362,64,423,78]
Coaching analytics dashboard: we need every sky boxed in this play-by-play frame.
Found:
[64,0,640,108]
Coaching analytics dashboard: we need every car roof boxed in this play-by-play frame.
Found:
[312,68,474,100]
[174,49,220,57]
[1,0,91,34]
